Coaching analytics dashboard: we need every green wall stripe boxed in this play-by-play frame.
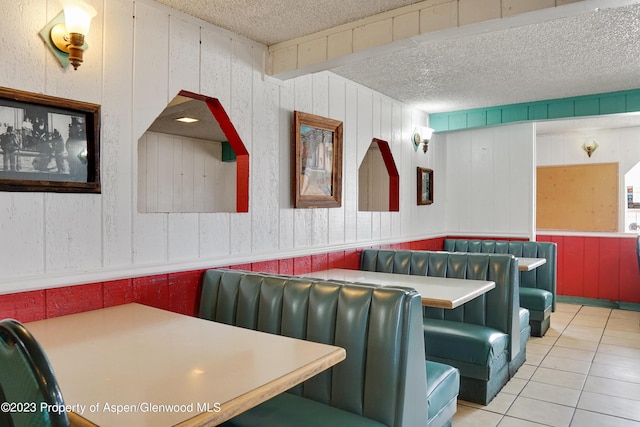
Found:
[430,88,640,132]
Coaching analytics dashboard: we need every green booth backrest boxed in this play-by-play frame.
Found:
[198,269,429,427]
[442,239,557,311]
[360,249,520,359]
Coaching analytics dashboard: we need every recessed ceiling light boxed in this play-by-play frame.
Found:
[175,117,199,123]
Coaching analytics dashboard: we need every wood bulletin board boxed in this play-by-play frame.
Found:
[537,162,618,232]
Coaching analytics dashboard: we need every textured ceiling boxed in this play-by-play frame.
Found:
[153,0,640,131]
[153,0,426,45]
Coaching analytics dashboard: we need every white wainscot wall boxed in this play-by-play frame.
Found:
[0,0,444,293]
[444,123,536,239]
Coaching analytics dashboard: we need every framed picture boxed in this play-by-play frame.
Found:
[0,87,100,193]
[417,167,433,205]
[293,111,343,208]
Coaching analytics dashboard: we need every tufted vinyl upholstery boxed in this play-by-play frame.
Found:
[443,239,557,336]
[200,269,458,427]
[361,249,521,405]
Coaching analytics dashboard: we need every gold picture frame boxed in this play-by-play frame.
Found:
[293,111,343,208]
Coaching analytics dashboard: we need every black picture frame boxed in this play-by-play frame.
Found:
[0,87,100,193]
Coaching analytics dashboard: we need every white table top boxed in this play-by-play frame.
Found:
[303,269,495,309]
[26,303,345,427]
[518,257,547,271]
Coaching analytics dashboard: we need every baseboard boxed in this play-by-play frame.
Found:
[557,296,640,312]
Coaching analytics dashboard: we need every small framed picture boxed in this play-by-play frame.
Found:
[0,87,100,193]
[417,167,433,205]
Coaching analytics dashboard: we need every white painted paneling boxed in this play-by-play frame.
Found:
[0,0,44,92]
[0,194,45,277]
[293,75,313,249]
[228,39,253,255]
[343,84,358,243]
[102,0,134,269]
[132,1,170,264]
[445,123,535,238]
[44,194,102,273]
[311,73,330,248]
[327,76,346,246]
[0,0,450,292]
[278,83,295,250]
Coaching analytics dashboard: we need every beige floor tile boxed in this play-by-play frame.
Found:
[526,342,552,355]
[506,396,575,427]
[577,306,611,317]
[453,404,503,427]
[533,333,559,346]
[588,362,640,384]
[514,364,536,380]
[520,381,581,407]
[481,392,518,414]
[605,317,640,333]
[547,345,595,362]
[539,355,591,374]
[570,316,608,328]
[501,377,528,395]
[600,334,640,349]
[583,375,640,400]
[578,391,640,422]
[499,416,548,426]
[571,409,640,427]
[530,367,587,390]
[597,343,640,359]
[554,336,599,351]
[560,326,603,343]
[610,309,640,321]
[603,328,640,342]
[594,350,640,370]
[556,303,581,314]
[524,351,544,366]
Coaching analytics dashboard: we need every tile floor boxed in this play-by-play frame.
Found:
[453,303,640,427]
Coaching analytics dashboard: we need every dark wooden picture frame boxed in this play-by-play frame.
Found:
[293,111,343,208]
[417,167,433,205]
[0,87,100,193]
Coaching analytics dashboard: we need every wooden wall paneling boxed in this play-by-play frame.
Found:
[399,106,414,236]
[44,193,102,274]
[328,76,347,246]
[157,135,174,212]
[508,124,535,237]
[470,128,494,232]
[582,237,600,299]
[344,84,358,243]
[102,0,134,268]
[292,75,313,249]
[228,39,254,254]
[598,237,620,301]
[492,127,512,234]
[251,78,280,253]
[562,236,585,297]
[278,83,295,250]
[379,99,392,238]
[132,2,170,264]
[5,0,45,92]
[356,88,373,241]
[168,13,200,221]
[311,73,330,248]
[389,103,403,237]
[0,194,45,279]
[369,95,382,240]
[198,28,232,258]
[618,237,640,303]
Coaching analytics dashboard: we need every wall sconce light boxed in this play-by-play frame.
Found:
[412,127,434,154]
[39,0,97,70]
[582,140,599,158]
